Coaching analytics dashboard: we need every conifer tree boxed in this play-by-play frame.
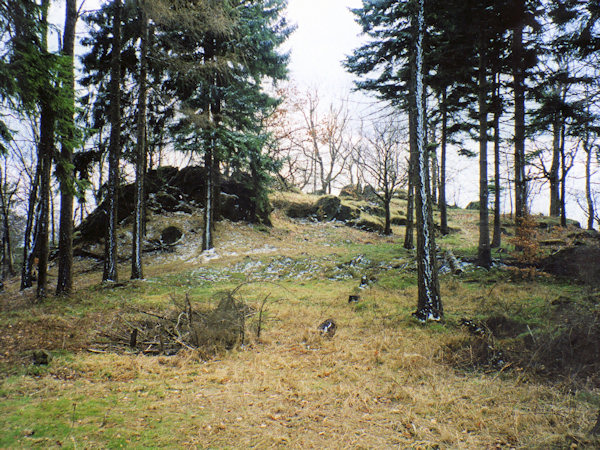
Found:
[56,0,78,294]
[103,0,122,283]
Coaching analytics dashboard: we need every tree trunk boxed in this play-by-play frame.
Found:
[477,36,491,269]
[512,2,527,221]
[585,128,595,231]
[131,1,148,280]
[37,100,54,299]
[103,0,122,283]
[439,87,448,236]
[36,0,54,300]
[202,147,214,251]
[491,74,502,248]
[21,157,41,290]
[549,113,561,217]
[384,195,391,235]
[412,0,442,322]
[404,174,414,249]
[559,132,567,227]
[56,0,77,295]
[0,169,14,279]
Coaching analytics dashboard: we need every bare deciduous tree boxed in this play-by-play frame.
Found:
[361,120,408,235]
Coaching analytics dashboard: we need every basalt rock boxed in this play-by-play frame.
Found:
[541,245,600,285]
[74,166,271,244]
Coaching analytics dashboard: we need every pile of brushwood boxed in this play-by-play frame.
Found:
[94,290,259,359]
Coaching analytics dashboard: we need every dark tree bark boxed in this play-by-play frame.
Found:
[584,130,595,231]
[559,121,568,227]
[477,33,491,268]
[412,0,442,322]
[103,0,122,282]
[131,1,148,280]
[0,167,16,279]
[37,100,54,299]
[404,105,416,250]
[202,146,214,251]
[21,157,41,290]
[439,87,449,236]
[491,74,502,248]
[549,114,561,217]
[512,0,527,221]
[36,0,54,300]
[56,0,77,295]
[404,173,414,249]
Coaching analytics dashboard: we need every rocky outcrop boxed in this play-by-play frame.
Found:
[74,166,270,244]
[541,245,600,285]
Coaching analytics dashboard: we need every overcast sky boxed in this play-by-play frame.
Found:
[285,0,364,97]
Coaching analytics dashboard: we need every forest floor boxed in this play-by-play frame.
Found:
[1,192,599,448]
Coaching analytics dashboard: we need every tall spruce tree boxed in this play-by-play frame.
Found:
[103,0,122,283]
[346,0,442,320]
[131,0,148,280]
[56,0,78,294]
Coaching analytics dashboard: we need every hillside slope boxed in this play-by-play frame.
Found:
[1,192,599,448]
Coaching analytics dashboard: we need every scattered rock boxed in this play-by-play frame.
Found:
[317,319,337,338]
[391,216,407,226]
[539,239,567,247]
[348,295,360,303]
[284,201,317,219]
[316,196,341,221]
[160,226,183,246]
[361,185,379,201]
[351,218,385,234]
[32,349,52,365]
[335,204,360,222]
[339,184,361,199]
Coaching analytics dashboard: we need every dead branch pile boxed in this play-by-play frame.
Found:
[93,292,255,358]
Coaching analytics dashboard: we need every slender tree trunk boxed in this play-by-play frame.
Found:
[549,113,561,217]
[0,168,15,278]
[477,36,491,269]
[585,140,594,230]
[412,0,442,322]
[21,157,42,290]
[36,0,54,300]
[203,147,214,251]
[512,3,527,221]
[384,195,391,235]
[430,124,438,205]
[404,173,414,249]
[491,75,502,248]
[103,0,122,282]
[560,125,567,227]
[56,0,77,295]
[131,1,148,280]
[37,102,54,299]
[404,94,416,250]
[439,87,448,235]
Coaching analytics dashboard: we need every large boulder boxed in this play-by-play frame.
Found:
[361,185,379,201]
[339,184,361,199]
[316,196,341,221]
[335,204,360,222]
[74,166,272,244]
[160,226,183,246]
[541,245,600,285]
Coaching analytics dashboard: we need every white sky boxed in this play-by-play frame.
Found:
[284,0,363,96]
